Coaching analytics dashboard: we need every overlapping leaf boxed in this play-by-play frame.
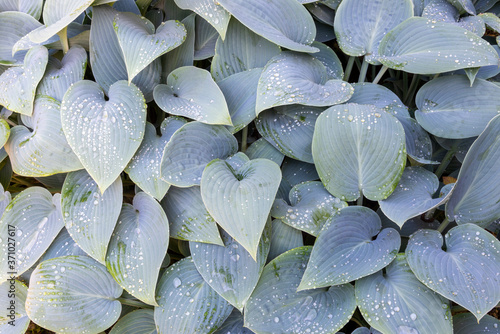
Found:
[0,0,43,20]
[109,309,157,334]
[161,14,195,78]
[0,280,29,334]
[0,11,42,65]
[174,0,230,39]
[268,219,303,261]
[213,309,253,334]
[246,138,285,166]
[453,313,500,334]
[0,120,9,149]
[41,228,87,261]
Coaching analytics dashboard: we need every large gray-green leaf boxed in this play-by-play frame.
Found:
[174,0,230,39]
[61,170,122,264]
[41,228,87,261]
[106,192,168,306]
[246,138,285,166]
[125,117,186,200]
[406,224,500,320]
[272,181,347,236]
[0,280,29,333]
[0,0,43,19]
[447,0,476,14]
[190,228,270,310]
[310,42,344,79]
[201,158,281,259]
[244,246,356,334]
[268,219,303,261]
[446,115,500,227]
[109,309,157,334]
[217,68,262,133]
[0,187,64,281]
[211,19,281,81]
[356,254,453,334]
[161,14,195,79]
[36,45,87,101]
[278,158,319,201]
[217,0,318,52]
[0,11,42,65]
[214,309,254,334]
[160,122,238,187]
[0,45,48,115]
[415,75,500,139]
[26,255,122,333]
[154,257,233,333]
[299,206,400,290]
[312,103,406,201]
[114,12,186,82]
[334,0,413,63]
[0,120,8,150]
[255,52,353,115]
[378,17,500,74]
[154,66,232,125]
[61,80,146,192]
[255,105,324,163]
[5,96,83,176]
[194,15,218,60]
[379,167,453,227]
[453,313,500,334]
[161,185,223,245]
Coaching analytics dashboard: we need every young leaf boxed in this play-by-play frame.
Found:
[0,280,29,333]
[109,309,157,334]
[173,0,230,39]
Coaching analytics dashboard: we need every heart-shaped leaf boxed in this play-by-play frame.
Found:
[61,80,147,192]
[446,115,500,227]
[0,280,29,333]
[378,17,500,74]
[161,185,223,245]
[0,187,64,281]
[0,0,43,20]
[174,0,230,39]
[379,167,453,227]
[244,246,357,334]
[312,103,406,201]
[106,192,169,306]
[355,254,453,334]
[272,181,347,236]
[26,255,123,333]
[0,45,48,115]
[109,309,157,334]
[334,0,413,63]
[213,309,253,334]
[5,96,83,177]
[114,12,186,82]
[125,117,186,200]
[0,11,42,65]
[268,219,304,261]
[61,170,122,264]
[154,66,232,125]
[154,256,233,333]
[160,122,238,187]
[299,206,400,290]
[406,224,500,320]
[256,52,354,115]
[217,0,318,52]
[201,158,281,259]
[246,138,285,166]
[453,313,500,334]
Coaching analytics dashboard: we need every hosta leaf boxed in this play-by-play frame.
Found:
[246,138,285,166]
[255,53,353,115]
[160,122,238,187]
[278,158,319,201]
[453,313,500,334]
[446,115,500,227]
[5,96,83,176]
[244,247,357,334]
[194,15,218,60]
[255,105,324,163]
[0,187,64,281]
[109,309,157,334]
[312,103,406,201]
[211,19,280,81]
[268,219,303,261]
[310,42,344,79]
[61,80,146,192]
[299,206,400,290]
[214,309,253,334]
[190,228,270,310]
[217,0,318,53]
[0,280,29,333]
[90,6,160,102]
[0,183,11,216]
[272,181,347,236]
[61,170,122,264]
[161,186,223,245]
[114,12,186,82]
[334,0,413,63]
[0,119,9,149]
[201,158,281,259]
[36,45,87,101]
[422,0,459,22]
[125,117,186,200]
[174,0,230,39]
[217,68,261,133]
[378,17,500,74]
[0,11,42,65]
[161,14,195,79]
[26,255,123,333]
[447,0,476,14]
[415,75,500,139]
[406,224,500,320]
[41,228,87,261]
[0,45,48,115]
[106,192,169,306]
[379,167,453,227]
[0,0,43,20]
[154,257,233,333]
[356,255,453,334]
[154,66,232,125]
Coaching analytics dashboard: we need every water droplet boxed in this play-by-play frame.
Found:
[173,277,181,288]
[410,313,417,321]
[274,317,280,323]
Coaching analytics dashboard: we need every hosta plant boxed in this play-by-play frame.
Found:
[1,0,500,333]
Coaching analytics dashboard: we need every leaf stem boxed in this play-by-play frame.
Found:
[404,74,420,106]
[117,297,154,309]
[358,58,369,83]
[241,126,248,153]
[437,217,451,233]
[372,65,388,85]
[344,56,355,82]
[57,26,70,54]
[435,144,459,179]
[357,195,363,206]
[5,118,17,127]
